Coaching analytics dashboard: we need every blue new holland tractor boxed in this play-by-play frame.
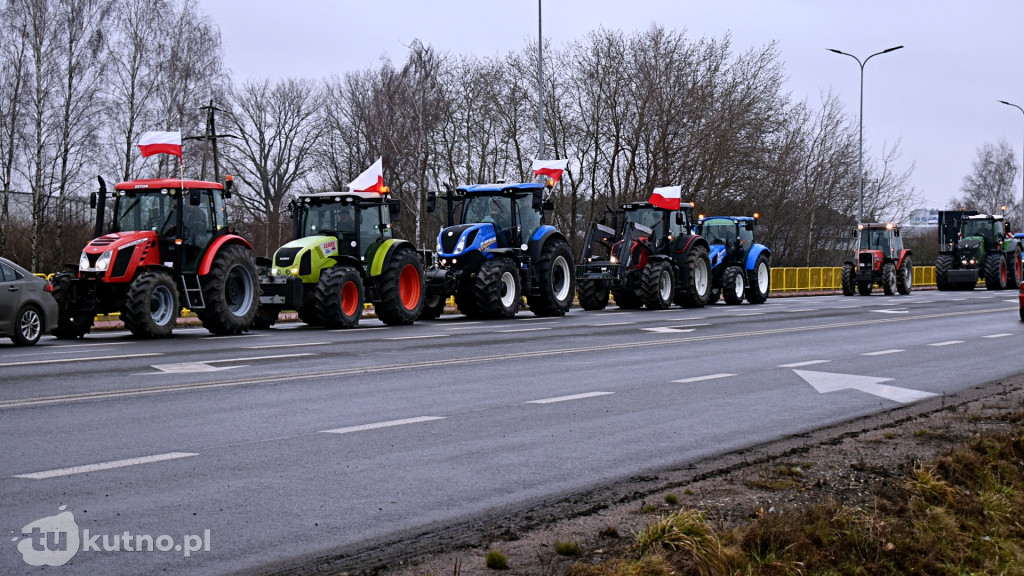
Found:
[420,181,575,319]
[694,215,771,305]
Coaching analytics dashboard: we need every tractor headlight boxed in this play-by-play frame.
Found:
[95,251,112,272]
[610,255,618,264]
[79,251,90,270]
[435,242,442,253]
[454,237,466,254]
[289,267,299,276]
[271,268,279,276]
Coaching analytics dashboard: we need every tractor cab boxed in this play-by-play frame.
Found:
[960,215,1005,251]
[694,216,758,268]
[289,191,398,265]
[856,222,904,260]
[620,202,694,253]
[436,182,548,257]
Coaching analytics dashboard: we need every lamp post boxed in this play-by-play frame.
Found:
[537,0,544,159]
[997,99,1024,231]
[828,45,903,226]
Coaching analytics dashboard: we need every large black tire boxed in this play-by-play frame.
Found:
[50,271,93,339]
[611,286,643,309]
[706,286,721,304]
[881,262,897,296]
[722,265,745,305]
[455,276,482,318]
[640,259,674,310]
[374,247,425,326]
[418,288,447,320]
[857,280,872,296]
[1007,248,1023,289]
[841,262,856,296]
[745,255,770,304]
[11,305,43,346]
[198,244,259,335]
[984,252,1007,290]
[122,271,179,338]
[935,254,953,291]
[474,257,521,319]
[253,307,279,329]
[529,239,575,317]
[315,266,364,329]
[673,245,711,308]
[297,300,321,326]
[897,257,913,295]
[577,279,609,311]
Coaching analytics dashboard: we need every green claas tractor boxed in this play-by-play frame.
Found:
[257,189,425,328]
[935,211,1022,291]
[841,222,913,296]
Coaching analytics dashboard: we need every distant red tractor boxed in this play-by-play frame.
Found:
[51,176,259,338]
[841,222,912,296]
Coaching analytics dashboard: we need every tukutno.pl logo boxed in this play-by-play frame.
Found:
[12,506,210,567]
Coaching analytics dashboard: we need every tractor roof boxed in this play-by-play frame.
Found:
[858,222,900,230]
[457,182,546,196]
[964,214,1003,221]
[114,178,224,191]
[699,215,756,223]
[299,191,384,202]
[621,201,695,212]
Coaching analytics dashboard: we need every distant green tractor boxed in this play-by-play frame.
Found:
[257,190,425,328]
[935,211,1022,290]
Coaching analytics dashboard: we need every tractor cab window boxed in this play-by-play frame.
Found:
[625,208,669,248]
[212,190,228,230]
[514,194,540,244]
[464,195,513,246]
[961,219,995,246]
[696,218,738,246]
[860,228,892,252]
[303,201,358,242]
[359,204,391,251]
[738,224,754,250]
[114,190,178,235]
[183,189,213,249]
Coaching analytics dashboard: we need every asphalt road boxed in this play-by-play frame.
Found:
[1,289,1021,575]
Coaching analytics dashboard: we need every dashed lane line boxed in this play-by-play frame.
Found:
[13,452,197,480]
[498,327,553,333]
[384,334,450,340]
[983,333,1013,339]
[245,342,330,349]
[778,360,830,368]
[320,416,445,435]
[930,341,964,347]
[526,391,614,404]
[0,352,163,368]
[0,305,1010,410]
[862,349,905,356]
[671,373,736,383]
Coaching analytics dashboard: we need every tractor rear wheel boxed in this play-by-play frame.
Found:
[881,262,897,296]
[418,288,447,320]
[745,255,770,304]
[50,271,93,339]
[315,265,364,328]
[198,244,259,335]
[935,254,953,291]
[857,281,872,296]
[374,247,425,325]
[722,265,745,305]
[897,257,913,295]
[475,258,521,318]
[455,276,482,318]
[984,252,1008,290]
[577,279,609,311]
[841,263,856,296]
[122,270,179,338]
[529,239,574,317]
[612,287,643,309]
[1007,247,1023,289]
[673,245,711,308]
[641,259,674,309]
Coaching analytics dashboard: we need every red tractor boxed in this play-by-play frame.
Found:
[841,222,912,296]
[51,176,259,338]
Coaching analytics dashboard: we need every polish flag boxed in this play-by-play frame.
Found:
[532,158,569,184]
[137,131,182,158]
[347,157,386,193]
[649,186,682,210]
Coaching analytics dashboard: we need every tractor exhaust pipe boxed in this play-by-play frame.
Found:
[93,176,107,238]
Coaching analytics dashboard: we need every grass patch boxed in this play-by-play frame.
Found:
[555,540,582,556]
[664,493,679,505]
[484,549,508,570]
[598,525,619,539]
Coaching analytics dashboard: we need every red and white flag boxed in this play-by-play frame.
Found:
[347,157,386,193]
[137,131,182,158]
[649,186,682,210]
[532,158,569,184]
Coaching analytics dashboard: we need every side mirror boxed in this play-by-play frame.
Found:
[893,229,901,237]
[90,192,97,209]
[542,199,554,211]
[388,198,401,219]
[744,221,755,231]
[189,189,201,206]
[223,175,234,199]
[851,230,857,238]
[426,190,437,213]
[532,189,544,211]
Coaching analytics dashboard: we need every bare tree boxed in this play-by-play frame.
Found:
[951,139,1020,223]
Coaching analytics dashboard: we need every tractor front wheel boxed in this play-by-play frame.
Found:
[122,271,179,338]
[673,245,711,308]
[881,262,897,296]
[418,288,448,320]
[745,255,770,304]
[577,279,609,311]
[897,257,913,295]
[50,271,93,339]
[984,252,1007,290]
[316,266,364,328]
[935,254,953,291]
[722,265,745,305]
[841,263,856,296]
[529,239,574,316]
[476,258,521,319]
[641,259,674,310]
[198,244,259,335]
[375,248,425,326]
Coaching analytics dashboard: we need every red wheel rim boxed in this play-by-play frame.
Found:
[399,264,421,310]
[341,281,359,317]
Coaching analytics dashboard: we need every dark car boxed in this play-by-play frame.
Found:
[0,257,58,345]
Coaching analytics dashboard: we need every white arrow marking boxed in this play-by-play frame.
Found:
[794,370,938,404]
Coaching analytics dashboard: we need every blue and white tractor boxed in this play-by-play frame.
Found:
[420,181,574,319]
[694,215,771,305]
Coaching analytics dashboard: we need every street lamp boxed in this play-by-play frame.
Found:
[997,99,1024,231]
[828,45,903,226]
[537,0,544,159]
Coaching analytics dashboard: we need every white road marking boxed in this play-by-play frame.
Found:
[39,341,134,348]
[671,373,736,383]
[320,416,445,434]
[778,360,830,368]
[498,327,553,333]
[384,334,450,340]
[785,309,819,313]
[151,353,316,373]
[794,370,938,404]
[14,452,198,480]
[202,333,261,339]
[245,342,330,349]
[526,391,614,404]
[930,340,964,347]
[517,317,558,322]
[983,333,1013,339]
[871,309,909,314]
[589,321,637,327]
[0,353,162,368]
[730,312,766,316]
[330,326,387,332]
[642,325,701,333]
[445,326,483,330]
[862,349,904,356]
[1006,299,1019,303]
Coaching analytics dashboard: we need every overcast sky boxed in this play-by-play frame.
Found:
[203,0,1024,211]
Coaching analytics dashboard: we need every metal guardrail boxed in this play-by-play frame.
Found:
[769,266,941,293]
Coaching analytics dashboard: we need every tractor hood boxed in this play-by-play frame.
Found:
[83,231,157,255]
[77,231,159,277]
[436,223,497,257]
[271,235,340,275]
[957,238,983,255]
